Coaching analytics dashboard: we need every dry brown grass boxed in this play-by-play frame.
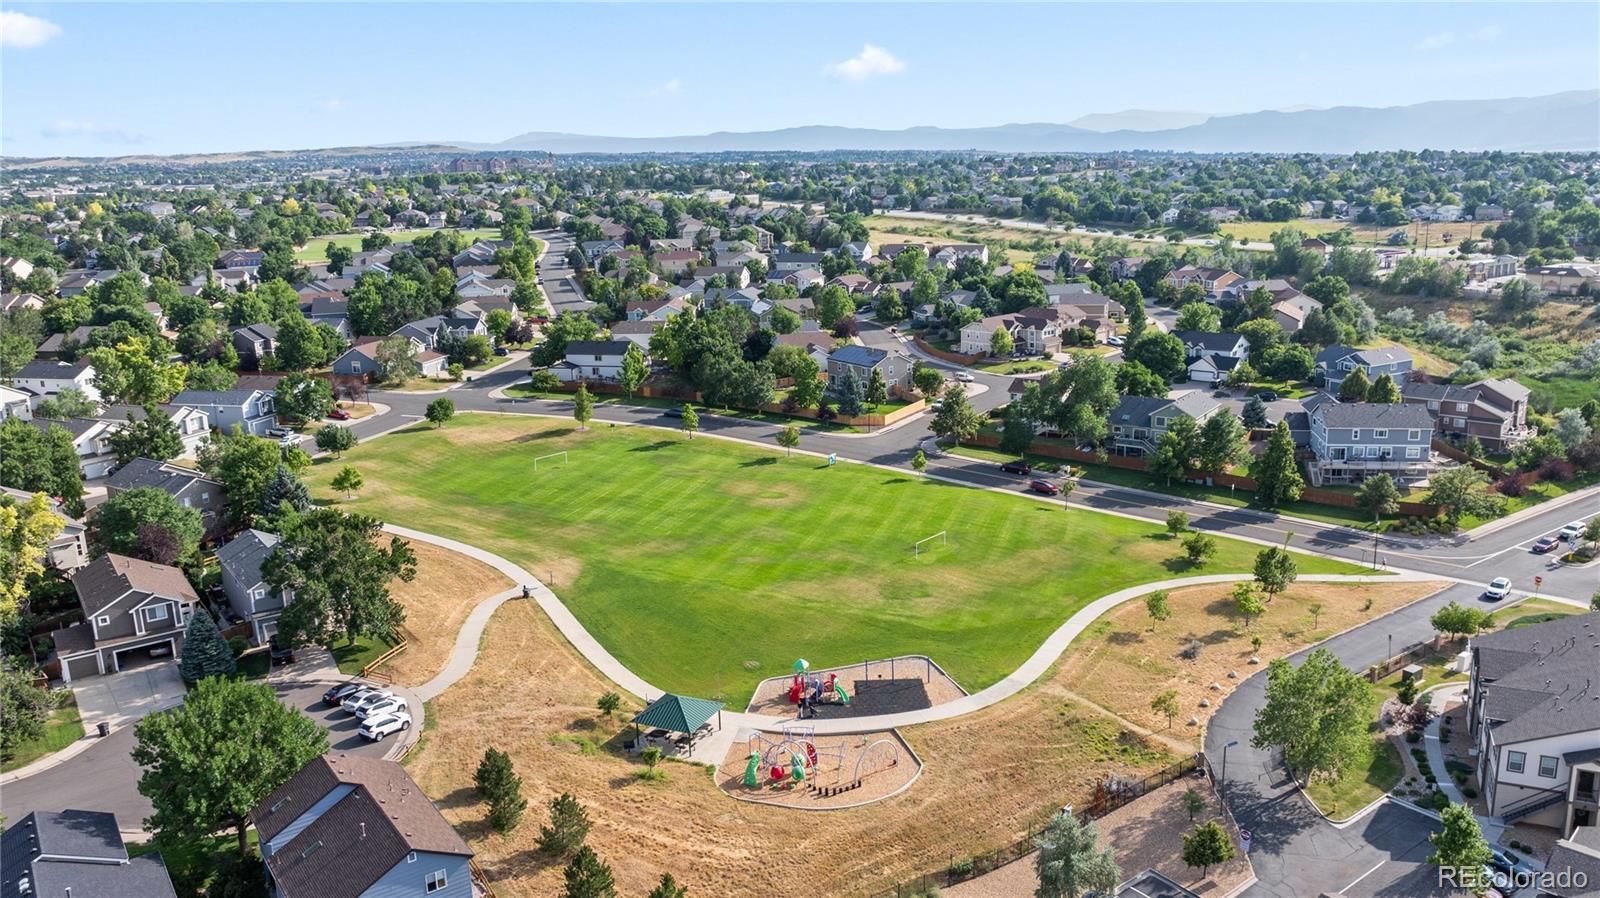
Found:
[382,541,512,686]
[1057,580,1445,743]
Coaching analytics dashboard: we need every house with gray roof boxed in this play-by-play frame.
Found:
[52,553,199,682]
[1307,401,1435,485]
[96,403,211,459]
[12,359,100,407]
[1543,824,1600,897]
[1400,377,1536,453]
[170,388,276,436]
[826,344,913,397]
[551,340,642,383]
[1,487,87,571]
[252,754,473,898]
[1466,612,1600,835]
[231,322,279,370]
[1108,393,1223,456]
[1,809,178,898]
[1314,344,1414,395]
[106,458,226,536]
[218,529,289,644]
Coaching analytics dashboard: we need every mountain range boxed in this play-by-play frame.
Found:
[442,91,1597,155]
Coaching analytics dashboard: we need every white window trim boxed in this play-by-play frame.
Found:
[425,869,448,893]
[1408,429,1421,440]
[97,615,111,626]
[1373,429,1387,439]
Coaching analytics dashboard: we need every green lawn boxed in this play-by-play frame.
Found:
[1303,732,1405,820]
[236,649,271,679]
[332,636,396,675]
[132,831,260,896]
[503,384,869,433]
[304,414,1365,705]
[293,228,504,262]
[1,699,84,772]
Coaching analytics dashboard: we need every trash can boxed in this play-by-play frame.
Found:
[97,722,110,737]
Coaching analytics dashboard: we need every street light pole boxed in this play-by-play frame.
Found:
[1221,739,1239,805]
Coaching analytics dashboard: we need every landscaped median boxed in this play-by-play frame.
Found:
[302,413,1369,707]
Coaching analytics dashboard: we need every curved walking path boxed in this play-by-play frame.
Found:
[383,524,1440,741]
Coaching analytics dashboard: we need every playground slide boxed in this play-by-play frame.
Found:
[744,752,761,788]
[834,683,850,704]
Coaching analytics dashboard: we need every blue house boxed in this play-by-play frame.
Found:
[252,754,473,898]
[1314,345,1414,396]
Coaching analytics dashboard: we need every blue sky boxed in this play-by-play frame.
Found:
[2,2,1596,156]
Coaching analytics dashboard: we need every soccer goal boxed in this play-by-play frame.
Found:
[912,531,948,557]
[533,451,569,472]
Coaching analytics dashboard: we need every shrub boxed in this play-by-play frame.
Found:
[1462,786,1478,798]
[227,636,249,659]
[948,857,974,878]
[1405,730,1422,743]
[529,370,562,392]
[1539,458,1576,482]
[1179,639,1203,661]
[1495,473,1531,497]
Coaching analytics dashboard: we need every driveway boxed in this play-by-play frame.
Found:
[72,662,185,732]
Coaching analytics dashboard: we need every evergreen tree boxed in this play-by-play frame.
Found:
[647,873,689,898]
[178,609,237,684]
[1337,367,1370,402]
[539,792,592,858]
[561,846,616,898]
[1181,820,1237,877]
[1366,372,1401,404]
[1035,811,1121,898]
[475,748,527,834]
[835,368,865,417]
[108,403,185,466]
[866,367,888,406]
[257,465,311,521]
[1250,421,1304,507]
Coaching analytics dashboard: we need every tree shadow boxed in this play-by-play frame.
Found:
[432,786,480,811]
[739,457,778,468]
[629,440,677,453]
[881,477,912,485]
[1107,631,1144,646]
[1162,557,1202,573]
[515,427,576,442]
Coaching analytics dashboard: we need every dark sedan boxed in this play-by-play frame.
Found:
[1000,460,1032,475]
[1530,536,1561,554]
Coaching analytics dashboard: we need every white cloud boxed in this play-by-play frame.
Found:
[1415,31,1456,51]
[0,11,62,48]
[647,78,682,97]
[40,121,144,145]
[826,44,905,81]
[317,98,345,113]
[1473,24,1503,40]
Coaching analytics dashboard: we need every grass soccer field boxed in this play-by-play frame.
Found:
[304,414,1365,705]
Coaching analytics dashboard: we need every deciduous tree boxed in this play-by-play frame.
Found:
[263,509,417,648]
[1429,803,1492,894]
[331,465,364,499]
[92,487,203,565]
[572,385,594,430]
[1034,811,1120,898]
[315,424,356,456]
[107,403,185,466]
[1252,547,1298,602]
[1354,474,1401,524]
[1251,648,1375,785]
[776,424,800,458]
[425,397,455,428]
[1182,820,1237,877]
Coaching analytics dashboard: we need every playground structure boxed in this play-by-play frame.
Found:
[745,655,968,719]
[719,727,921,809]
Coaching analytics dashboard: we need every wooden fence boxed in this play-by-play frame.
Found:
[870,754,1207,898]
[360,625,416,683]
[912,335,986,366]
[1365,634,1458,682]
[546,380,926,428]
[469,858,499,898]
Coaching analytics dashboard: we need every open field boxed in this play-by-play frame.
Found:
[1215,217,1497,248]
[293,227,502,261]
[303,414,1365,705]
[1056,580,1444,742]
[406,592,1181,898]
[383,541,513,684]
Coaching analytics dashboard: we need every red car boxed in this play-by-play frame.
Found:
[1029,479,1060,496]
[327,408,351,420]
[1530,536,1560,554]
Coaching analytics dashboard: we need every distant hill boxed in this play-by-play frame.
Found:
[481,91,1598,154]
[1066,109,1216,133]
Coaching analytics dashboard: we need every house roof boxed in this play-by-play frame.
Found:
[71,553,199,615]
[231,322,278,342]
[217,529,280,591]
[1544,835,1600,898]
[1314,344,1413,368]
[14,359,92,380]
[565,340,634,357]
[1474,612,1600,747]
[0,810,178,898]
[828,343,894,369]
[631,693,724,734]
[1313,402,1434,430]
[172,388,268,407]
[1400,381,1478,403]
[255,755,471,898]
[105,457,221,497]
[1173,330,1246,354]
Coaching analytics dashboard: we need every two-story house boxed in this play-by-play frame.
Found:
[230,323,279,370]
[1108,393,1222,456]
[1306,402,1434,485]
[171,388,277,436]
[98,404,212,459]
[252,754,474,898]
[106,457,228,538]
[1174,330,1250,384]
[1400,378,1535,453]
[392,312,489,352]
[28,417,120,479]
[1314,345,1415,396]
[0,809,179,898]
[550,340,642,383]
[218,529,289,645]
[1465,612,1600,836]
[581,239,626,264]
[52,553,199,682]
[12,359,101,409]
[0,385,33,421]
[959,309,1065,357]
[1165,265,1243,301]
[825,344,913,396]
[1,486,88,570]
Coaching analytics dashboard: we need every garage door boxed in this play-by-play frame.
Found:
[64,654,102,682]
[113,639,174,672]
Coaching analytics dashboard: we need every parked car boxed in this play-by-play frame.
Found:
[494,346,509,356]
[327,408,351,420]
[357,695,409,721]
[955,372,975,383]
[359,711,412,742]
[277,433,300,448]
[1253,390,1279,402]
[266,426,292,438]
[1105,335,1125,347]
[341,688,393,714]
[1483,577,1512,601]
[1530,536,1561,554]
[1028,479,1060,496]
[1488,847,1535,891]
[663,407,684,418]
[1000,460,1032,475]
[1558,520,1586,541]
[323,682,365,706]
[269,637,296,665]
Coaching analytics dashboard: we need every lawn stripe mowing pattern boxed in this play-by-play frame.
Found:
[305,414,1365,706]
